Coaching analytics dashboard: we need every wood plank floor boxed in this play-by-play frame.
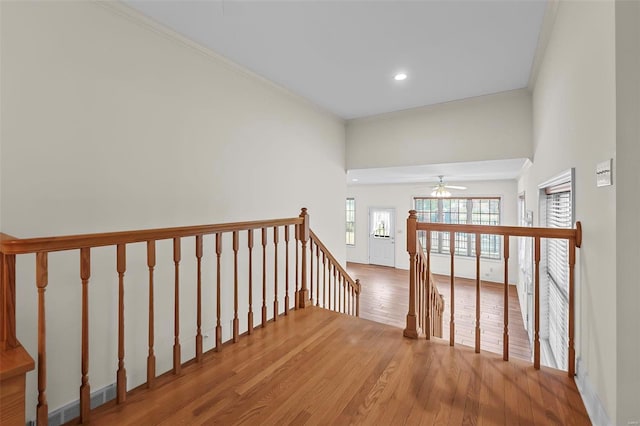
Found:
[85,308,588,425]
[347,262,532,361]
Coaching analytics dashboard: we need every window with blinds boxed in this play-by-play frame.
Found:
[544,185,571,370]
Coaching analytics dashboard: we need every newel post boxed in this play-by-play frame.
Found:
[404,210,419,338]
[298,208,311,308]
[1,236,35,426]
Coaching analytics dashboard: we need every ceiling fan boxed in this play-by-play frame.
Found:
[430,176,467,197]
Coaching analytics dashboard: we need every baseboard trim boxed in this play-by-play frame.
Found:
[26,383,116,426]
[575,357,611,426]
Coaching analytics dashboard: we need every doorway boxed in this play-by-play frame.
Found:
[369,208,395,267]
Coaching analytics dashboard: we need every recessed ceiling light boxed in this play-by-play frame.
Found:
[394,73,407,81]
[352,178,359,182]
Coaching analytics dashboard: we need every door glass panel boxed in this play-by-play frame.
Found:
[371,211,391,238]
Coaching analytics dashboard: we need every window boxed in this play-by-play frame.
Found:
[414,197,501,259]
[542,179,572,370]
[346,198,355,245]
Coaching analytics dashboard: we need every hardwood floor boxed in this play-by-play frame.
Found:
[347,262,532,362]
[85,307,588,425]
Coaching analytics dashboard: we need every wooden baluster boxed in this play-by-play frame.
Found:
[426,232,432,340]
[327,261,332,310]
[316,242,320,307]
[346,281,350,315]
[421,256,425,332]
[404,210,418,338]
[284,226,290,315]
[295,225,299,309]
[338,274,342,313]
[298,208,310,307]
[248,230,254,334]
[475,233,481,354]
[416,255,422,331]
[173,238,181,374]
[116,244,127,403]
[503,236,510,361]
[355,279,360,317]
[310,239,314,305]
[215,234,222,351]
[273,227,279,322]
[195,236,203,361]
[337,273,341,313]
[340,274,347,314]
[534,237,541,369]
[147,241,157,385]
[568,237,577,377]
[449,231,455,346]
[331,262,340,312]
[322,253,327,309]
[36,252,48,425]
[352,285,355,316]
[233,231,240,342]
[261,228,267,327]
[80,248,91,423]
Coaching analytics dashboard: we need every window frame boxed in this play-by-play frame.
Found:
[413,196,502,260]
[538,168,574,371]
[345,197,356,246]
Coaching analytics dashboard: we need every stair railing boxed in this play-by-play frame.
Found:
[404,209,582,377]
[0,208,357,425]
[309,230,361,317]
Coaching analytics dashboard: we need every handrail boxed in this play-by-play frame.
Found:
[1,208,363,424]
[405,209,582,378]
[415,222,582,246]
[309,230,361,316]
[0,217,304,255]
[309,230,356,289]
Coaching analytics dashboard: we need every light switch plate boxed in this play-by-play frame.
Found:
[596,159,613,187]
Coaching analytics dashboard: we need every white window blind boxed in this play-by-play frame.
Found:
[545,189,571,370]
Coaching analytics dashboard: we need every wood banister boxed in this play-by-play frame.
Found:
[408,214,583,377]
[0,209,358,423]
[308,229,361,317]
[0,217,304,255]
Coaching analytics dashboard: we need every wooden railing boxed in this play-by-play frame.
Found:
[403,210,582,377]
[413,241,444,339]
[309,231,361,317]
[0,208,359,425]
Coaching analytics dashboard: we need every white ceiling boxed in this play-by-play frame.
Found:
[348,158,530,185]
[124,1,544,184]
[125,0,547,120]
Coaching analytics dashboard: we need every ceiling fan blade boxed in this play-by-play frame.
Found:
[444,185,467,190]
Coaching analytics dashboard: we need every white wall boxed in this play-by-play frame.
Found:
[346,89,532,170]
[346,180,518,283]
[0,2,346,420]
[615,0,640,423]
[518,1,617,423]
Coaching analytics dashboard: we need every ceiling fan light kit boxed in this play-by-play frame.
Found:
[430,175,467,197]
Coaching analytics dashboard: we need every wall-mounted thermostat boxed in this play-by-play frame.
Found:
[596,159,613,187]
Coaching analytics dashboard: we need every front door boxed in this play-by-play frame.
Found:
[369,208,395,267]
